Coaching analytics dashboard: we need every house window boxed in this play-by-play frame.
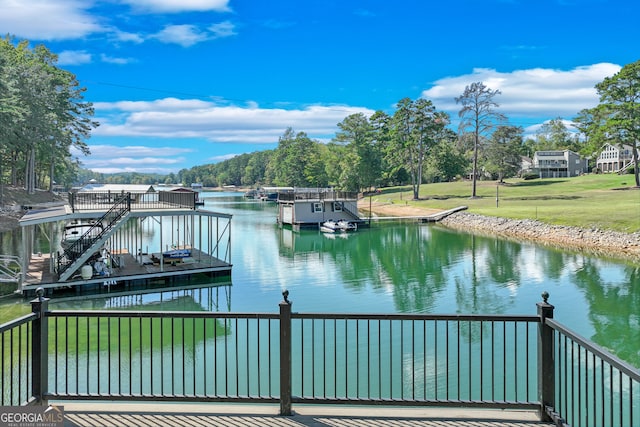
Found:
[333,202,343,212]
[312,202,323,213]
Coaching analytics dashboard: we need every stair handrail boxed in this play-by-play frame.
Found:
[0,255,22,283]
[56,194,131,278]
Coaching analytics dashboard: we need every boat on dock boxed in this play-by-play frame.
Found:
[61,220,103,254]
[320,219,357,233]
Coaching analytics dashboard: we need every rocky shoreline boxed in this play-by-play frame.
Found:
[439,212,640,261]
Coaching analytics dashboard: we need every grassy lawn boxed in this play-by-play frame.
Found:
[373,174,640,233]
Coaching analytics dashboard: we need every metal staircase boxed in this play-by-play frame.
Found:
[56,195,131,282]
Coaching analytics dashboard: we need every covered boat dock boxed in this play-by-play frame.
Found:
[18,190,232,296]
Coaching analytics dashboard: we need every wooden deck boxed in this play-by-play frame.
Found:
[59,402,551,427]
[22,248,231,295]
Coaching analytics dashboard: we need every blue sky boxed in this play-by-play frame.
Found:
[1,0,638,175]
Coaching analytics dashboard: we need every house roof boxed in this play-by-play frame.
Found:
[534,149,580,157]
[600,142,635,151]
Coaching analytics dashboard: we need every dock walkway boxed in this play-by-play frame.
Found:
[59,402,550,427]
[366,205,468,222]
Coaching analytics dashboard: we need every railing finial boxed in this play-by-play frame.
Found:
[36,287,45,300]
[541,291,549,304]
[282,289,290,304]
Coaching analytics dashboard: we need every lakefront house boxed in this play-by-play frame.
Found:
[532,149,588,178]
[595,143,637,173]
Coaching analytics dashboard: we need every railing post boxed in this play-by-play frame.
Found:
[31,287,49,406]
[279,290,293,416]
[537,291,555,422]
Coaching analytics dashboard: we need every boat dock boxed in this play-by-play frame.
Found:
[17,190,232,296]
[277,188,365,230]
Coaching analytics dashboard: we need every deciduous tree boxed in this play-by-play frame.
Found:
[484,125,523,182]
[389,98,448,200]
[334,113,381,191]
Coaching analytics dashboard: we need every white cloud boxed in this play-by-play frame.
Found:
[422,63,621,119]
[523,118,577,136]
[0,0,104,40]
[111,30,145,44]
[93,99,374,143]
[210,153,241,162]
[121,0,231,13]
[152,24,210,47]
[151,22,236,46]
[100,54,135,65]
[94,98,214,112]
[84,145,192,158]
[208,21,237,39]
[72,145,192,174]
[57,50,92,65]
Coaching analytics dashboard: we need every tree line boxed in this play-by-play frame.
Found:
[0,37,97,202]
[1,35,638,199]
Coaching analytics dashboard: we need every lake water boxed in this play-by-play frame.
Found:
[2,191,639,368]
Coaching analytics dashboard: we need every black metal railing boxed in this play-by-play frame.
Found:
[46,311,280,402]
[545,318,640,427]
[2,290,639,425]
[0,312,37,406]
[69,191,196,212]
[277,191,359,202]
[290,313,538,408]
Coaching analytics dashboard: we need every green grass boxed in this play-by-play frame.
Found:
[372,174,640,233]
[0,297,33,324]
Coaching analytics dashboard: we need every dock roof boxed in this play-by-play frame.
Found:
[78,184,156,193]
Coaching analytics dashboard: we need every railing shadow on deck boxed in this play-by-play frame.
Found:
[1,289,638,427]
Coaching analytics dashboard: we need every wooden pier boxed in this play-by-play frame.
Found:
[365,205,468,223]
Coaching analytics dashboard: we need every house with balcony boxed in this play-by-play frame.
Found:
[595,143,637,173]
[532,150,587,178]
